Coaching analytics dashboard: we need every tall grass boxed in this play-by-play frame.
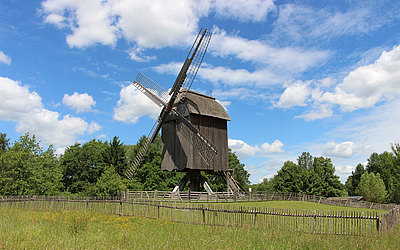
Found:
[1,206,399,249]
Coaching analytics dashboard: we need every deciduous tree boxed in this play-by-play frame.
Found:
[357,172,387,203]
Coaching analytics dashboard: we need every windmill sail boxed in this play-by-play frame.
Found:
[125,28,214,180]
[168,28,212,106]
[132,72,169,107]
[125,117,163,180]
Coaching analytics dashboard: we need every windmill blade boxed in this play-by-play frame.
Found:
[132,72,169,108]
[125,116,163,180]
[173,110,217,165]
[168,28,212,107]
[181,28,212,91]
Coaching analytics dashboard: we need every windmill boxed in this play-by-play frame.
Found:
[125,28,244,193]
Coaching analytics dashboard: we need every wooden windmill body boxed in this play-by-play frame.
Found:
[125,29,244,193]
[162,90,230,172]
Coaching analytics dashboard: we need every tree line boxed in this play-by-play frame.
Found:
[250,144,400,204]
[0,133,249,197]
[1,132,399,203]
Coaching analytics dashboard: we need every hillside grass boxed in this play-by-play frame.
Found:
[1,206,399,249]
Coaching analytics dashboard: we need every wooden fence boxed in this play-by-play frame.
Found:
[381,206,400,233]
[124,190,398,211]
[0,196,384,236]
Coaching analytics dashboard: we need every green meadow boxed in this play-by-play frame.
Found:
[1,203,399,249]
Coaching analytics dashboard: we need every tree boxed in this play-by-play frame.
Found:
[269,153,345,197]
[297,152,313,170]
[250,178,272,192]
[0,133,62,195]
[357,172,387,203]
[271,161,305,193]
[366,151,397,203]
[205,149,250,192]
[94,166,127,197]
[0,133,10,154]
[104,136,127,177]
[229,149,250,188]
[60,139,108,194]
[345,163,366,196]
[389,143,400,203]
[307,156,345,197]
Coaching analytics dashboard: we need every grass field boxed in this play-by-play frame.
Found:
[1,203,399,249]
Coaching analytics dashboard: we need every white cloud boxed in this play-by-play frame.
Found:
[271,3,393,44]
[112,0,199,49]
[212,0,274,22]
[87,122,102,134]
[275,81,310,108]
[326,99,400,156]
[212,87,274,101]
[335,165,356,182]
[0,76,95,151]
[322,141,357,158]
[0,51,11,65]
[41,0,118,48]
[294,104,333,121]
[113,84,160,124]
[228,138,284,159]
[210,28,330,74]
[129,46,156,62]
[62,92,96,112]
[155,61,286,88]
[261,140,284,154]
[319,45,400,111]
[40,0,277,52]
[228,139,259,159]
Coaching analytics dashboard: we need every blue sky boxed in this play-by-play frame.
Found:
[1,0,400,184]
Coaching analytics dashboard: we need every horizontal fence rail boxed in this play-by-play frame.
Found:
[124,190,398,211]
[0,196,390,236]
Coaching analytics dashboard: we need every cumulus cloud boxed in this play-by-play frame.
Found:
[0,76,97,151]
[261,140,284,154]
[274,81,310,108]
[62,92,96,112]
[0,51,11,65]
[112,0,199,49]
[113,84,161,124]
[319,45,400,111]
[228,138,284,159]
[41,0,118,48]
[278,45,400,121]
[40,0,277,51]
[228,139,260,159]
[87,122,102,134]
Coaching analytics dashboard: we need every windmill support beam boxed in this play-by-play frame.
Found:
[171,170,214,193]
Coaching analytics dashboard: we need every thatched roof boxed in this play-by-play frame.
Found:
[176,90,230,121]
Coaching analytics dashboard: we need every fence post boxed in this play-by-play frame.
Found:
[86,197,89,212]
[313,210,316,233]
[202,205,206,224]
[119,199,123,216]
[158,202,160,218]
[376,213,380,234]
